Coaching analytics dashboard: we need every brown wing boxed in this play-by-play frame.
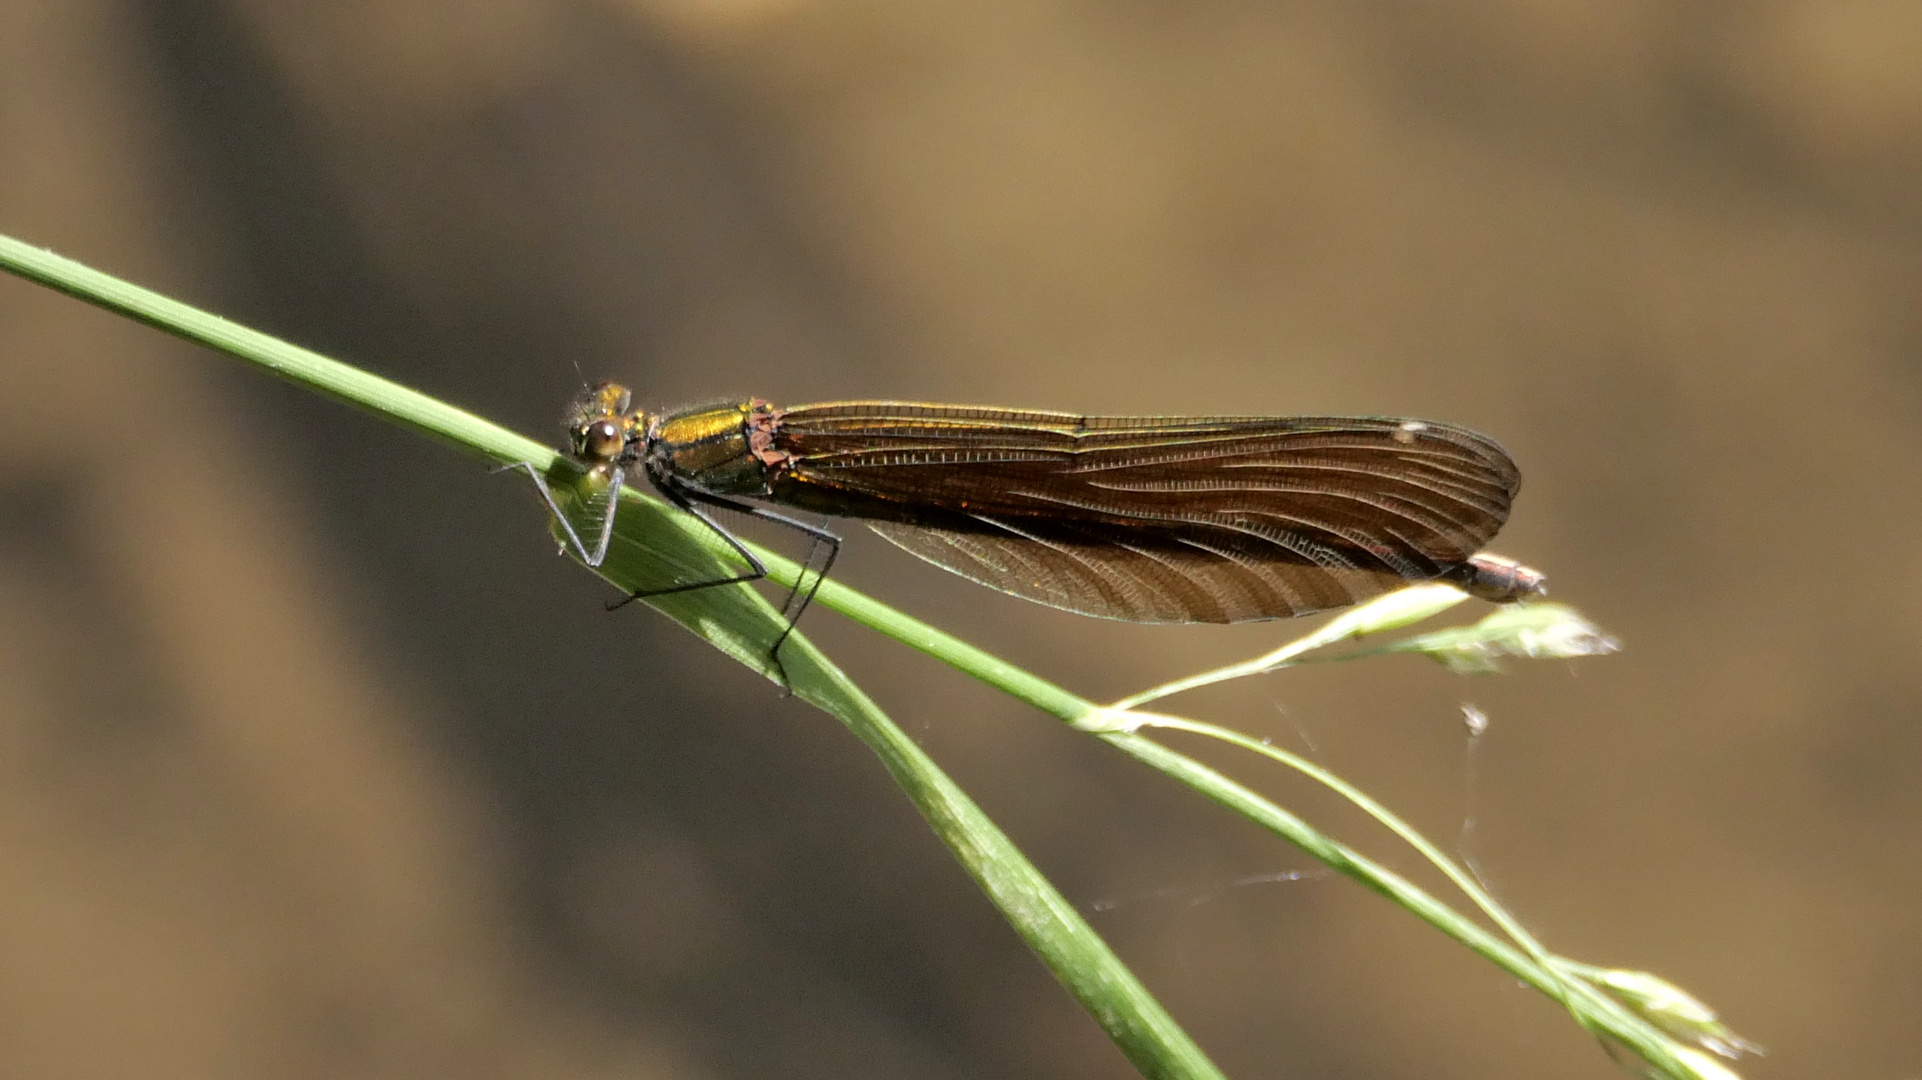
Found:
[764,402,1521,623]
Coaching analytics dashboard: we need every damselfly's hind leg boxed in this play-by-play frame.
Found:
[771,518,840,665]
[612,486,840,692]
[495,461,623,567]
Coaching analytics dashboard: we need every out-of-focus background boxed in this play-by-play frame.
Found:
[2,1,1918,1077]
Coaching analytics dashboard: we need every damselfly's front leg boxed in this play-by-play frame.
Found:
[497,460,624,567]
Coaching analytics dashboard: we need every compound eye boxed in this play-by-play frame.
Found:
[581,418,626,461]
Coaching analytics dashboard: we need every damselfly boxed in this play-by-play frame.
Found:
[508,383,1544,679]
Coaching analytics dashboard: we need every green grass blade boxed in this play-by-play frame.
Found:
[0,233,1225,1080]
[1,232,1719,1080]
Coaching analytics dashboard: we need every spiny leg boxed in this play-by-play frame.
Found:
[770,519,840,663]
[784,523,832,620]
[496,460,624,567]
[617,487,841,689]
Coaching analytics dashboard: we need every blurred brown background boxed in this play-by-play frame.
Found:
[2,1,1918,1077]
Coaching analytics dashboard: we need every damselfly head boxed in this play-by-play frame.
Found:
[566,381,644,465]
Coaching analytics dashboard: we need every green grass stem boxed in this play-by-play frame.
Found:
[0,233,1724,1080]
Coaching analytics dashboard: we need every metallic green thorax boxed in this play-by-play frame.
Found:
[645,402,776,497]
